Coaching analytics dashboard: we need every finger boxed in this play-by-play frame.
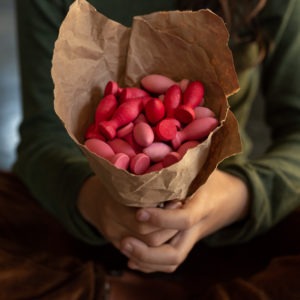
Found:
[114,205,161,236]
[120,236,182,266]
[119,217,160,236]
[121,223,203,265]
[139,228,179,247]
[112,209,176,245]
[133,200,182,233]
[127,258,179,274]
[136,205,199,230]
[121,232,191,273]
[163,200,183,209]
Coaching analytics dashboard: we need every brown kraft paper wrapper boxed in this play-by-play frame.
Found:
[52,0,241,207]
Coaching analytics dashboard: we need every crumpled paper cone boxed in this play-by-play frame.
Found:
[52,0,241,207]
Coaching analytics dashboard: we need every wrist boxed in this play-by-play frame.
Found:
[192,169,250,239]
[220,170,250,222]
[77,175,103,230]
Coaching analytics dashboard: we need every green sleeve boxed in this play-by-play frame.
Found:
[14,0,105,245]
[206,0,300,246]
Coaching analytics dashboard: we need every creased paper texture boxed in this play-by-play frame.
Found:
[52,0,241,207]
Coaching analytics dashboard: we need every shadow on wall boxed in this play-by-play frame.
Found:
[0,1,21,171]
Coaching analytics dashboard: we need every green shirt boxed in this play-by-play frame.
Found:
[14,0,300,246]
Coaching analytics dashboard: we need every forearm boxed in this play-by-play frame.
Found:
[14,0,107,245]
[13,113,107,245]
[206,0,300,246]
[208,124,300,246]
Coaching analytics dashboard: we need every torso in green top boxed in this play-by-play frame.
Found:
[77,0,178,26]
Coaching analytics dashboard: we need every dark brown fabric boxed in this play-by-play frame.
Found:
[204,255,300,300]
[0,171,299,300]
[0,172,105,300]
[0,171,186,299]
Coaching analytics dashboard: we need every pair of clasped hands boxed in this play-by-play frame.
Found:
[78,169,249,273]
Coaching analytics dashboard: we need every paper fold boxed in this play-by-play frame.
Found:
[52,0,241,207]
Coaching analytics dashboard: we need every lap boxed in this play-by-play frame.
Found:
[0,171,299,300]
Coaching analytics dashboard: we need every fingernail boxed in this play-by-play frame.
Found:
[137,210,150,221]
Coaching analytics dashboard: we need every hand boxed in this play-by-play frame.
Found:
[77,175,179,249]
[120,169,250,273]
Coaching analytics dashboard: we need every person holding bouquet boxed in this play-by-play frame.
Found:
[2,0,298,298]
